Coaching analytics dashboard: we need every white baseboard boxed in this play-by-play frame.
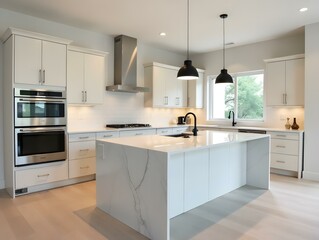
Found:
[303,171,319,181]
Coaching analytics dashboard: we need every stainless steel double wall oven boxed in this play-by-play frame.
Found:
[14,88,67,166]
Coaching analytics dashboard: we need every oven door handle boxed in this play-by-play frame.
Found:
[18,98,65,103]
[18,128,66,133]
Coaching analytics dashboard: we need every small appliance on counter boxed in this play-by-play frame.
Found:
[177,116,185,125]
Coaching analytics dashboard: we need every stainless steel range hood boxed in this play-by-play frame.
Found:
[106,35,149,93]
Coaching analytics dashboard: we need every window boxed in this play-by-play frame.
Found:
[207,70,264,121]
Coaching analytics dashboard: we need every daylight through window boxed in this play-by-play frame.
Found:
[208,70,264,121]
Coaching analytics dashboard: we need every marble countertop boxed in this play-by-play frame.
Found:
[68,123,303,134]
[67,124,189,134]
[96,130,269,153]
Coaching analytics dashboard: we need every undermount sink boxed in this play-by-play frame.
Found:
[166,133,193,138]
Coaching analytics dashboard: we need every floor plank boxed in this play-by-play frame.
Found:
[0,174,318,240]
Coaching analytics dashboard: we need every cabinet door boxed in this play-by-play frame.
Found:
[188,72,203,108]
[285,58,304,106]
[42,41,67,87]
[164,68,179,107]
[15,162,68,189]
[266,61,286,106]
[152,66,167,107]
[184,149,209,211]
[69,157,96,178]
[69,141,96,160]
[176,80,187,107]
[67,51,85,103]
[84,54,104,104]
[14,35,42,85]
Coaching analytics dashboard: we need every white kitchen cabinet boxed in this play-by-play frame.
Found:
[2,28,71,88]
[171,126,189,134]
[156,128,173,135]
[184,149,209,212]
[68,132,96,178]
[265,54,304,106]
[168,153,184,218]
[187,70,204,108]
[268,131,304,178]
[15,161,68,189]
[144,62,188,108]
[119,129,156,137]
[96,131,119,139]
[67,46,107,105]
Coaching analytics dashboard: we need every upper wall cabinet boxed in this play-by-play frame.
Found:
[144,62,204,108]
[2,28,72,88]
[67,46,107,105]
[265,54,305,106]
[187,71,204,108]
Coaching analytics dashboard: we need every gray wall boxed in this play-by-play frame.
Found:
[304,22,319,181]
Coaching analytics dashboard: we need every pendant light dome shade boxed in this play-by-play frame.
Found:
[177,60,199,80]
[177,0,199,80]
[215,69,233,83]
[215,14,233,84]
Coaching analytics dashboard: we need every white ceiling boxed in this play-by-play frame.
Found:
[1,0,319,54]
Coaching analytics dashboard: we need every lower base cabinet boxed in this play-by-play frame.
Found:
[68,133,96,178]
[267,131,303,178]
[15,161,68,189]
[169,142,247,218]
[69,157,96,178]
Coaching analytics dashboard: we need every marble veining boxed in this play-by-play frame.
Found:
[96,131,270,240]
[122,146,150,236]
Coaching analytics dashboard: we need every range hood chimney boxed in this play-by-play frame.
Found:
[106,35,149,93]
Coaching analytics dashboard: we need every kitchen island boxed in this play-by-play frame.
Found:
[96,130,270,240]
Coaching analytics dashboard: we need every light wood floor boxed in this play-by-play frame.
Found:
[0,174,319,240]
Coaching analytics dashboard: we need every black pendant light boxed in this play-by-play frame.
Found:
[215,14,233,84]
[177,0,199,80]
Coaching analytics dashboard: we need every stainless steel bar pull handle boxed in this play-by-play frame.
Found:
[39,69,42,84]
[37,173,50,177]
[82,91,85,102]
[79,149,90,152]
[43,70,46,84]
[85,91,87,102]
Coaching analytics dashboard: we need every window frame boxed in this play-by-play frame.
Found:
[207,70,265,124]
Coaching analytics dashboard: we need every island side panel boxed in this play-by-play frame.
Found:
[246,136,270,189]
[96,141,169,240]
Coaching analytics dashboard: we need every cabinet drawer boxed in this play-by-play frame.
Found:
[96,131,119,139]
[69,141,96,160]
[157,128,173,135]
[119,129,156,137]
[69,133,95,142]
[69,157,96,178]
[172,127,188,134]
[15,162,68,189]
[271,139,299,155]
[268,132,299,140]
[271,153,298,171]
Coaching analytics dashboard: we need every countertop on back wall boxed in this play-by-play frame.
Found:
[197,124,304,133]
[67,124,189,134]
[67,123,304,134]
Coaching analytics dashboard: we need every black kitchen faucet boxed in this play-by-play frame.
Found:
[184,112,198,136]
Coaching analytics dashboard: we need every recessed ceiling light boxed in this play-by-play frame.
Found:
[299,7,308,12]
[160,32,166,37]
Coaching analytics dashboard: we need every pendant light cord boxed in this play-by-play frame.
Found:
[222,16,225,69]
[187,0,189,60]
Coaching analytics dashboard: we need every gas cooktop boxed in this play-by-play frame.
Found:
[106,123,151,129]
